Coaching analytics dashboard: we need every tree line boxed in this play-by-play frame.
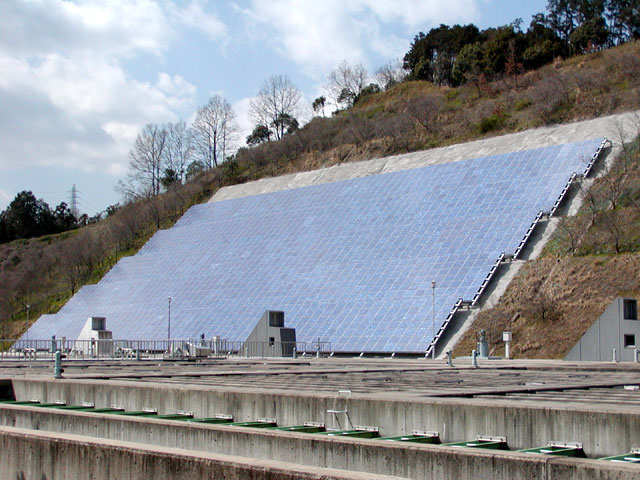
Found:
[0,191,99,244]
[118,93,238,199]
[122,73,309,198]
[403,0,639,88]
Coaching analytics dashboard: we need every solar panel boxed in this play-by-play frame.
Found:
[25,138,605,352]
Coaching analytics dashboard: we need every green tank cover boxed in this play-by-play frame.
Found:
[443,437,508,450]
[0,400,41,405]
[269,424,326,433]
[110,409,158,416]
[316,429,380,439]
[155,412,195,420]
[379,434,440,444]
[229,420,277,428]
[186,417,234,424]
[599,450,640,463]
[517,443,585,458]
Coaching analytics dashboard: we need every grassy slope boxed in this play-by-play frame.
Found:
[1,42,640,346]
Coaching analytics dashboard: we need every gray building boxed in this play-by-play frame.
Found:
[566,297,639,361]
[244,310,296,357]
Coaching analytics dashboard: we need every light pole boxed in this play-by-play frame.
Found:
[167,297,172,353]
[25,304,30,346]
[431,281,436,360]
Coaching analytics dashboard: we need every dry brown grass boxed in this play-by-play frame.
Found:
[453,254,640,358]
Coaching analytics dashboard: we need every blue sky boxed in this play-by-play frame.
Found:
[0,0,548,215]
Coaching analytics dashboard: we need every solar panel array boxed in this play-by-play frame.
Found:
[27,139,604,352]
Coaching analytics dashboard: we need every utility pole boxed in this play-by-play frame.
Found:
[431,281,436,360]
[167,297,172,353]
[25,304,30,346]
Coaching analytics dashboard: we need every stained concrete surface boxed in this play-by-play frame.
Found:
[210,111,640,203]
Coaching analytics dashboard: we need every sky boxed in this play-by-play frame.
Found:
[0,0,548,216]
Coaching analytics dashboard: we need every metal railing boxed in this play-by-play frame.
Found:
[0,338,332,361]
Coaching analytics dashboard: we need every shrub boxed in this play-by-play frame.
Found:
[514,98,532,111]
[476,113,506,134]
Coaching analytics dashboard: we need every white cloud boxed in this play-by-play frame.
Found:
[0,0,227,178]
[243,0,479,78]
[0,49,195,173]
[358,0,479,28]
[169,0,229,42]
[0,0,172,58]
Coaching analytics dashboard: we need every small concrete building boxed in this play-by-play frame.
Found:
[76,317,113,357]
[566,297,639,361]
[244,310,296,357]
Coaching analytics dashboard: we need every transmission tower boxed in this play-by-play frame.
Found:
[70,184,79,218]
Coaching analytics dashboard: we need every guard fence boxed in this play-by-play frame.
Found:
[0,338,331,361]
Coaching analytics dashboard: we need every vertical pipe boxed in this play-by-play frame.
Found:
[54,351,62,379]
[25,304,30,346]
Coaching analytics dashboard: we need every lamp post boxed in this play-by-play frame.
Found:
[26,304,30,346]
[431,281,436,360]
[167,297,172,353]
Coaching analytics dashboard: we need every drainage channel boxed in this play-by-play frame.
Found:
[2,399,638,462]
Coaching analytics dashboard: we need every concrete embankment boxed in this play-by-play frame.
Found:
[0,426,403,480]
[0,404,638,480]
[11,377,640,458]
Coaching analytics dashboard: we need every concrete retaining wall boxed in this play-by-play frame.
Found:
[210,111,640,203]
[11,378,640,457]
[0,426,396,480]
[2,410,638,480]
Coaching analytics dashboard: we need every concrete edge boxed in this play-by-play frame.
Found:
[0,425,405,480]
[11,376,640,415]
[2,410,640,480]
[210,110,640,203]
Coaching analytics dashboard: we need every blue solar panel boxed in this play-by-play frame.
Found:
[25,139,604,352]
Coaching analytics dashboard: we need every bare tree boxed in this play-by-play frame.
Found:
[406,94,442,134]
[375,59,406,90]
[327,60,368,108]
[600,207,625,254]
[163,120,193,183]
[193,95,238,169]
[250,75,302,141]
[60,236,91,295]
[119,123,168,198]
[526,284,560,323]
[556,214,589,254]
